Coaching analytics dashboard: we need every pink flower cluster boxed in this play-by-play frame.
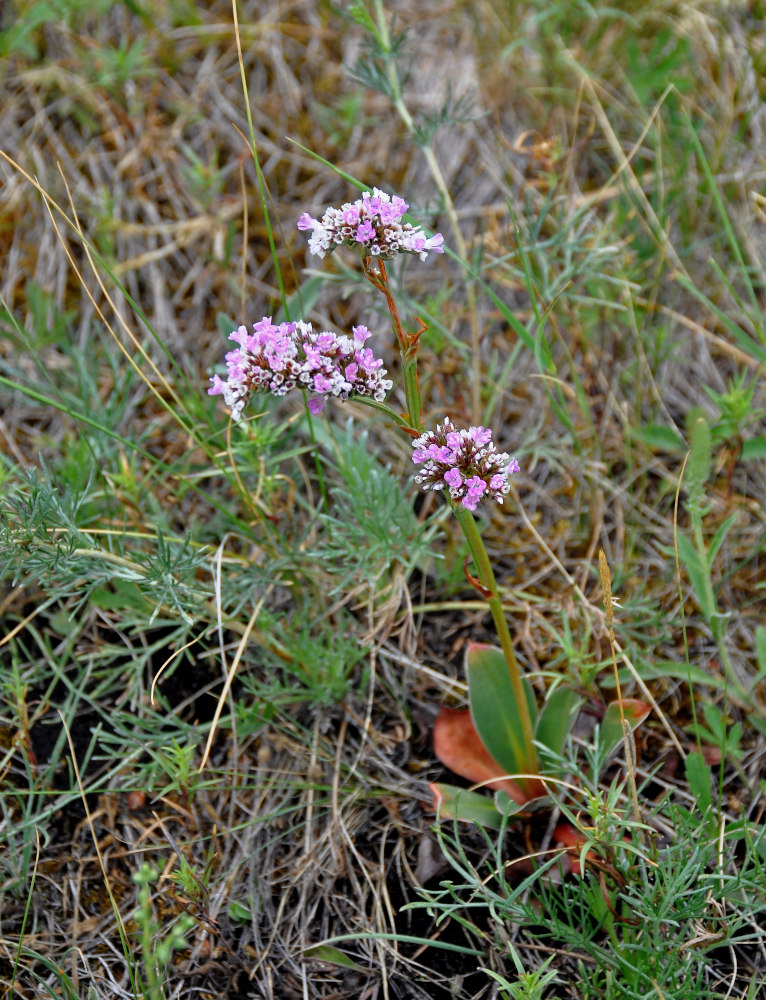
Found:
[297,187,444,262]
[208,317,392,421]
[411,418,520,511]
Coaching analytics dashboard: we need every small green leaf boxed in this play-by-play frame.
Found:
[216,312,237,337]
[347,0,377,32]
[48,609,82,638]
[685,750,713,815]
[274,275,326,326]
[431,783,503,830]
[632,423,685,453]
[755,627,766,675]
[701,703,727,743]
[628,659,725,689]
[303,945,368,972]
[742,436,766,461]
[675,532,716,622]
[599,699,652,760]
[228,901,252,923]
[748,714,766,737]
[676,272,766,365]
[707,512,738,567]
[91,580,153,614]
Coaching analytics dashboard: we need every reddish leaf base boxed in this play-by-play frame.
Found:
[432,706,545,805]
[431,706,598,879]
[553,821,598,876]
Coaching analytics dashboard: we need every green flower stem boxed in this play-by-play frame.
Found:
[401,355,423,431]
[352,395,418,432]
[453,503,539,769]
[134,865,162,1000]
[361,255,536,770]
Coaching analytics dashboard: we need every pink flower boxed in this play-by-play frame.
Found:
[356,220,376,243]
[342,206,360,225]
[424,234,444,254]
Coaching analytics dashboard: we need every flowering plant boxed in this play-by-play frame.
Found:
[209,185,645,836]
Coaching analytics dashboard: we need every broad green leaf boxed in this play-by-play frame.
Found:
[535,686,581,758]
[494,789,548,816]
[431,706,527,804]
[466,644,538,779]
[600,699,652,760]
[430,782,503,830]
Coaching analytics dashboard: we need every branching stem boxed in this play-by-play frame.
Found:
[363,257,424,431]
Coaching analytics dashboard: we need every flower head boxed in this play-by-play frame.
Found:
[298,187,445,262]
[208,317,392,421]
[411,418,519,510]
